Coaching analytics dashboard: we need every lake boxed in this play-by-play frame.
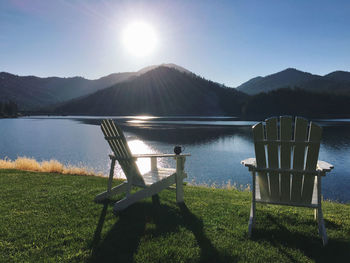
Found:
[0,116,349,203]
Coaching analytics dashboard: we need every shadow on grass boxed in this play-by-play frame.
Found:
[90,200,113,250]
[252,213,350,263]
[89,196,237,263]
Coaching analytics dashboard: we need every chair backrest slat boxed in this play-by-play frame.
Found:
[101,120,128,170]
[101,119,142,183]
[109,121,131,159]
[252,116,321,205]
[253,122,269,200]
[301,123,322,203]
[266,118,279,200]
[102,120,123,156]
[291,117,308,203]
[280,116,293,202]
[101,120,130,172]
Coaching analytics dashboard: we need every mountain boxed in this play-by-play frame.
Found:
[136,63,191,75]
[0,71,135,110]
[54,66,247,116]
[237,68,350,95]
[325,71,350,82]
[297,70,350,94]
[0,63,192,110]
[236,68,320,95]
[236,76,263,92]
[4,64,350,116]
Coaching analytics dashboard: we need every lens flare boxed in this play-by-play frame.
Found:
[122,22,157,57]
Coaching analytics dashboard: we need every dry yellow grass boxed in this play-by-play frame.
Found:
[0,157,101,176]
[0,157,14,169]
[14,157,41,171]
[62,165,98,176]
[41,160,64,173]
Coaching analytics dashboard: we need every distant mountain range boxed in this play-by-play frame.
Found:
[0,63,189,110]
[0,71,134,110]
[237,68,350,95]
[1,64,350,117]
[54,66,247,116]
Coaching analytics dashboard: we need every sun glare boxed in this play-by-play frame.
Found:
[122,22,157,57]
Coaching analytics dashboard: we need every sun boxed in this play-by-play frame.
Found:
[122,22,157,57]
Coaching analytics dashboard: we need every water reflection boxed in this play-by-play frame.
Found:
[79,118,253,145]
[71,117,350,202]
[128,140,153,174]
[1,116,350,203]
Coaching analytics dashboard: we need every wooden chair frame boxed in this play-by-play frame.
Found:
[95,119,190,213]
[241,116,333,246]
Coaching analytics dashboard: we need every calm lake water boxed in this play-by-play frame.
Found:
[0,116,349,203]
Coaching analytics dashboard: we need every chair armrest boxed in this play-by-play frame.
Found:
[132,153,191,159]
[108,153,190,161]
[134,153,190,172]
[241,158,256,168]
[317,160,334,173]
[241,158,333,175]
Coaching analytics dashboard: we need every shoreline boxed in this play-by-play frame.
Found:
[1,156,348,205]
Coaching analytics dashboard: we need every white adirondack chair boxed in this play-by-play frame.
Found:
[241,116,333,246]
[95,119,190,213]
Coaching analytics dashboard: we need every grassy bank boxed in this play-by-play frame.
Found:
[0,170,349,263]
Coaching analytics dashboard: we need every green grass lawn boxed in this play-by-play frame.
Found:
[0,170,349,263]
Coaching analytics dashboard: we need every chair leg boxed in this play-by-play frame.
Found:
[107,159,116,192]
[95,159,124,201]
[248,200,256,238]
[176,157,185,203]
[317,206,328,246]
[316,176,328,246]
[176,173,184,203]
[248,171,256,238]
[314,208,318,221]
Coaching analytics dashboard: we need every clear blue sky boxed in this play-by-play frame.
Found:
[1,0,350,87]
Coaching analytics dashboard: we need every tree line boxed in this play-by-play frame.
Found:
[0,101,18,117]
[241,88,350,119]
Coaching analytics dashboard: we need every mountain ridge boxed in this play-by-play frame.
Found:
[237,68,350,95]
[2,64,350,115]
[0,63,192,110]
[53,66,247,116]
[236,68,320,94]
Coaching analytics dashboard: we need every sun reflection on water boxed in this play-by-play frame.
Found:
[134,115,157,120]
[127,120,146,124]
[128,139,154,174]
[111,139,165,180]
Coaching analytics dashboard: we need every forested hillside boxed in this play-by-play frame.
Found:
[54,67,248,116]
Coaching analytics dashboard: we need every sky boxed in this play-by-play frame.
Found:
[1,0,350,87]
